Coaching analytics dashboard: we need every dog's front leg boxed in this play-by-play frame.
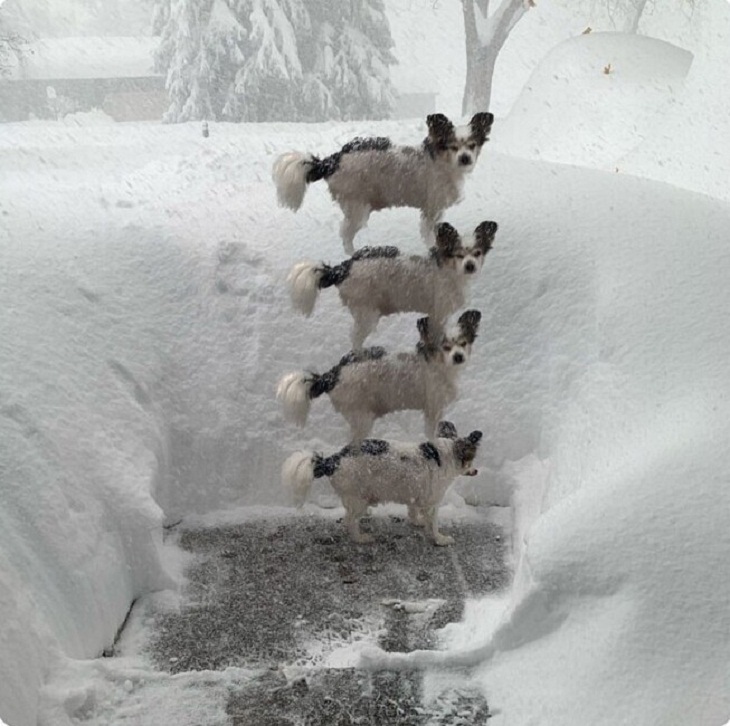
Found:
[424,505,454,546]
[423,408,441,442]
[419,212,441,248]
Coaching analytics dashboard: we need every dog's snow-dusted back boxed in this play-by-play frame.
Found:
[287,221,497,348]
[272,113,494,253]
[282,423,483,545]
[276,311,482,440]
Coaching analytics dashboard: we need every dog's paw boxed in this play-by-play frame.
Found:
[434,534,455,546]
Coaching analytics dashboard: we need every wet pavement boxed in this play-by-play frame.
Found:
[148,510,508,725]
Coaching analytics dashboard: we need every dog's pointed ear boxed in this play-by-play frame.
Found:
[417,316,431,343]
[435,222,460,255]
[470,112,494,145]
[437,420,458,439]
[427,113,454,141]
[474,220,498,254]
[457,310,481,343]
[467,431,483,445]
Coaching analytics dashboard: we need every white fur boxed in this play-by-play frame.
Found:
[272,151,313,211]
[276,371,311,426]
[272,114,492,253]
[281,434,480,545]
[276,315,479,440]
[287,224,492,348]
[281,450,314,507]
[286,260,322,317]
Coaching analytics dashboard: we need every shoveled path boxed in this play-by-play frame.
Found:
[148,509,508,725]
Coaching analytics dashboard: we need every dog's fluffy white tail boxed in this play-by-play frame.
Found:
[287,261,323,316]
[281,450,315,507]
[272,151,313,211]
[276,371,312,426]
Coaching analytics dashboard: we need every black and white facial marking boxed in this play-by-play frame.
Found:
[419,441,442,467]
[419,309,481,367]
[431,222,461,267]
[436,420,458,439]
[454,430,483,470]
[309,346,387,398]
[432,221,498,275]
[319,246,401,288]
[416,316,439,360]
[306,136,393,183]
[456,309,481,345]
[425,112,494,170]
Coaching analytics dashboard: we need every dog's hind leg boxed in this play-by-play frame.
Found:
[343,497,373,543]
[348,413,376,442]
[340,203,370,255]
[408,504,425,527]
[351,308,380,350]
[423,505,454,546]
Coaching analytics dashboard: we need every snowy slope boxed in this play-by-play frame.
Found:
[496,2,730,203]
[2,113,730,725]
[2,3,730,723]
[496,32,693,166]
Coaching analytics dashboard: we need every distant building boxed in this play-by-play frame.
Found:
[0,37,166,122]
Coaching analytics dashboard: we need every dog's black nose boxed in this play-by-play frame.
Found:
[465,261,476,273]
[459,153,472,166]
[452,352,465,364]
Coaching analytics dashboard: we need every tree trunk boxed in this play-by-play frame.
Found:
[461,0,530,116]
[463,45,497,114]
[623,0,649,33]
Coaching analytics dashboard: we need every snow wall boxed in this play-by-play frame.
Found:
[2,95,730,726]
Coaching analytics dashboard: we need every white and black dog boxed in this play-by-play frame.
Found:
[287,220,497,349]
[276,310,481,441]
[272,112,494,253]
[282,421,483,545]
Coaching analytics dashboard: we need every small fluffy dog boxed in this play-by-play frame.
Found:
[282,421,483,545]
[287,220,497,349]
[272,112,494,253]
[276,310,481,441]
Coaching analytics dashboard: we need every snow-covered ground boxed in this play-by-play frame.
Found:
[2,1,730,725]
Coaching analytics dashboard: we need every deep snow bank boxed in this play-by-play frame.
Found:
[495,0,730,205]
[361,158,730,723]
[2,116,730,725]
[496,32,693,166]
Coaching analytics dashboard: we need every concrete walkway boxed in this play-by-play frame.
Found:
[148,509,508,725]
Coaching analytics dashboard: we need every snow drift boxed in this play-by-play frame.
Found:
[2,7,730,721]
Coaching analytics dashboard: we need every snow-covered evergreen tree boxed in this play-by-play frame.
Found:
[155,0,248,122]
[152,0,396,122]
[231,0,306,121]
[0,11,24,78]
[314,0,396,120]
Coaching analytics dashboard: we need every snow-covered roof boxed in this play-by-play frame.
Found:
[8,36,161,81]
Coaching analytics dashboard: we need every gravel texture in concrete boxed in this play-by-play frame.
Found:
[148,510,508,724]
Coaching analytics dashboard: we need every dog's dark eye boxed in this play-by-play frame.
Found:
[442,343,453,352]
[449,145,459,152]
[468,142,477,150]
[473,250,482,257]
